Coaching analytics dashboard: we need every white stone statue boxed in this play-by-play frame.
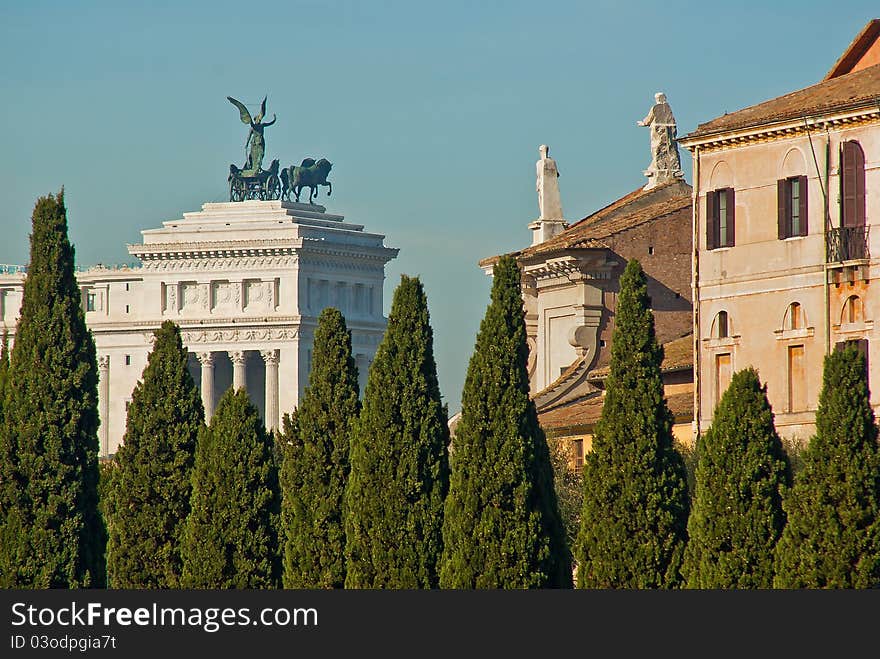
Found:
[637,92,684,189]
[536,144,564,220]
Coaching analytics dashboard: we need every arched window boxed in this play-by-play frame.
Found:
[712,310,729,338]
[785,302,804,330]
[842,295,863,324]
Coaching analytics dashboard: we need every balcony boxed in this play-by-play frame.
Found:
[826,226,870,263]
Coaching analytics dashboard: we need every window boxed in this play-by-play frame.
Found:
[713,311,729,338]
[86,292,96,312]
[648,246,654,255]
[835,338,869,380]
[715,353,732,409]
[706,188,735,249]
[842,295,863,324]
[125,304,130,314]
[124,355,131,366]
[841,141,866,228]
[571,439,584,471]
[786,302,803,330]
[778,176,808,238]
[125,282,130,291]
[788,345,806,412]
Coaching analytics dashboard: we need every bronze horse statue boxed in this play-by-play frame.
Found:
[281,158,332,204]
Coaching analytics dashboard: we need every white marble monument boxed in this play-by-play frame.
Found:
[0,200,398,456]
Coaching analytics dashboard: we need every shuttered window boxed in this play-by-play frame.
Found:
[706,187,735,249]
[777,176,808,239]
[841,141,866,228]
[835,338,869,380]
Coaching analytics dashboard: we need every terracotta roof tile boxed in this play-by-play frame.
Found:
[479,180,692,267]
[587,333,693,381]
[538,386,693,432]
[684,63,880,140]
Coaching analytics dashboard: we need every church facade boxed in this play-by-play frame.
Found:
[480,96,695,464]
[0,199,398,456]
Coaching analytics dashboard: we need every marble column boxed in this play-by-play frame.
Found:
[98,355,110,457]
[198,351,215,422]
[230,350,247,392]
[262,349,279,432]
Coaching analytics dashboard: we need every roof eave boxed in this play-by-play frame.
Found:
[680,101,880,150]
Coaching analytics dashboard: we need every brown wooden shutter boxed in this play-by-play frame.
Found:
[777,179,787,239]
[725,187,736,247]
[798,175,808,236]
[842,141,866,228]
[706,191,716,250]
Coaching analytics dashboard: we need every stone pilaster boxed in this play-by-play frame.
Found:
[261,349,280,432]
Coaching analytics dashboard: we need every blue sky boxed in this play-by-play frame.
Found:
[0,1,875,413]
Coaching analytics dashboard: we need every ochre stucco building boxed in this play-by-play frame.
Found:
[680,19,880,443]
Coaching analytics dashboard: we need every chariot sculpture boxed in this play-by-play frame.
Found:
[226,95,333,205]
[227,95,281,201]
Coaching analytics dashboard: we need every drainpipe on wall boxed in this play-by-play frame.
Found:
[823,131,831,355]
[691,145,701,442]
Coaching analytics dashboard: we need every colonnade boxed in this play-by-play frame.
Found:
[197,348,280,430]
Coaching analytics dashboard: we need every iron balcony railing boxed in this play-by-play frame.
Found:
[826,226,870,263]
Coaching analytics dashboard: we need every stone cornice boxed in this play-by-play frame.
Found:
[681,106,880,152]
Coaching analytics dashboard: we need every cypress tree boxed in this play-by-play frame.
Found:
[182,388,280,588]
[106,320,204,588]
[281,307,359,588]
[774,347,880,588]
[0,330,9,420]
[440,256,571,588]
[575,259,689,589]
[682,368,790,588]
[0,191,105,588]
[345,276,449,588]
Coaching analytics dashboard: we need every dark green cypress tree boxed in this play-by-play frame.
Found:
[440,256,571,588]
[345,276,450,588]
[575,259,689,589]
[182,388,280,588]
[281,307,359,588]
[106,320,204,588]
[774,347,880,588]
[682,368,790,588]
[0,190,105,588]
[0,330,9,420]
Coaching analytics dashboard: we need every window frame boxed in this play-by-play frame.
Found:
[706,187,736,249]
[778,175,808,239]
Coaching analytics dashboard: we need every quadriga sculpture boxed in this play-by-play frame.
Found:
[281,158,333,204]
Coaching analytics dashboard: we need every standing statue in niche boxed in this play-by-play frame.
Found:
[637,92,684,190]
[536,144,564,220]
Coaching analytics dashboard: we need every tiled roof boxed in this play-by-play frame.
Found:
[684,63,880,140]
[587,333,694,381]
[538,388,693,433]
[479,179,692,267]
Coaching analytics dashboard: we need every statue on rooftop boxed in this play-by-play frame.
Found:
[536,144,564,220]
[637,92,684,190]
[228,95,276,175]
